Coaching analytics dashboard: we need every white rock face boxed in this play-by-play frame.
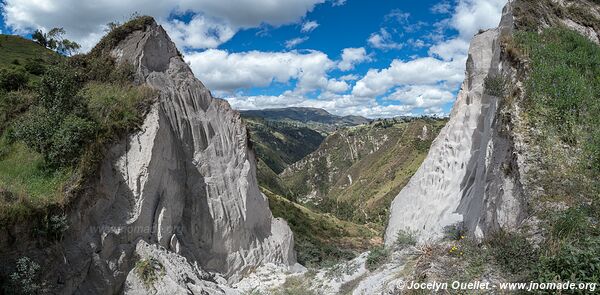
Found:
[56,20,294,293]
[385,4,524,245]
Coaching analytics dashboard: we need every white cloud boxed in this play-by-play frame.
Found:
[385,10,410,24]
[285,37,309,48]
[301,20,319,33]
[184,49,335,94]
[451,0,506,40]
[352,57,465,97]
[326,79,349,93]
[428,38,470,61]
[386,85,455,109]
[431,1,452,14]
[352,0,506,116]
[162,15,236,49]
[339,74,359,81]
[367,28,402,50]
[338,47,371,71]
[332,0,346,7]
[1,0,325,50]
[407,38,427,48]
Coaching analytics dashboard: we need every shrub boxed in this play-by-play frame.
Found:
[135,258,164,288]
[47,115,96,168]
[35,214,69,241]
[8,257,47,295]
[12,109,96,168]
[444,222,466,241]
[37,65,84,114]
[90,16,156,57]
[23,58,46,76]
[487,230,537,275]
[0,91,34,129]
[366,245,390,271]
[552,207,588,240]
[484,75,507,97]
[0,68,28,92]
[394,229,417,249]
[536,238,600,286]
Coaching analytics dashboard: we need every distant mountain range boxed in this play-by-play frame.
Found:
[239,107,370,130]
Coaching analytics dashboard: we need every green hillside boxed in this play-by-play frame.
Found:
[241,107,370,133]
[263,187,381,267]
[244,116,325,174]
[0,22,155,225]
[281,117,447,227]
[0,35,57,69]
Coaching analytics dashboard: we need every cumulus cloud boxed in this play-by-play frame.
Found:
[386,85,455,108]
[431,1,452,14]
[352,0,506,116]
[1,0,325,50]
[352,57,465,97]
[162,15,236,49]
[301,20,319,33]
[338,47,371,71]
[285,37,309,48]
[367,28,402,50]
[185,49,335,94]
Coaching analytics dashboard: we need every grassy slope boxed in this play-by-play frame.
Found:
[403,5,600,285]
[281,118,447,226]
[512,25,600,282]
[0,31,154,224]
[0,35,56,68]
[263,187,380,267]
[244,116,325,174]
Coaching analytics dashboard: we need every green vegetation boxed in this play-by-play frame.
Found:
[244,116,325,174]
[5,257,47,295]
[486,231,537,276]
[31,27,80,56]
[264,188,380,267]
[282,118,447,227]
[240,107,369,133]
[135,258,165,289]
[0,23,155,225]
[491,25,600,289]
[394,229,417,249]
[365,245,390,271]
[90,16,156,57]
[0,35,57,70]
[483,75,507,97]
[272,272,317,295]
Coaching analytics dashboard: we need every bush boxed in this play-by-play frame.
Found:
[366,245,390,271]
[37,65,84,114]
[536,238,600,287]
[394,229,417,249]
[47,115,96,168]
[0,91,34,129]
[484,75,507,97]
[552,207,588,240]
[444,222,466,241]
[23,58,46,76]
[8,257,47,295]
[487,230,537,275]
[12,108,96,169]
[0,68,28,92]
[135,258,164,288]
[90,16,156,57]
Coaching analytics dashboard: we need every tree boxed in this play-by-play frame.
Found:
[31,27,81,56]
[31,29,48,48]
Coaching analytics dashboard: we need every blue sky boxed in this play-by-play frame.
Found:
[0,0,506,118]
